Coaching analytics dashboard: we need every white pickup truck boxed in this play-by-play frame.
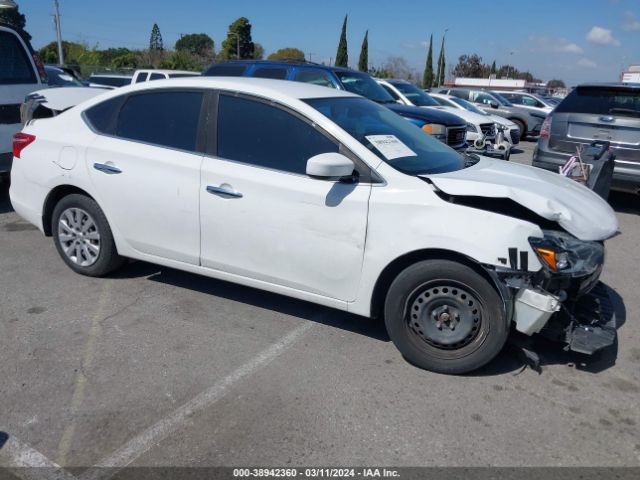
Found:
[0,23,47,178]
[131,69,199,84]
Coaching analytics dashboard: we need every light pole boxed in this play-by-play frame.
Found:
[228,31,241,59]
[53,0,64,66]
[0,0,18,8]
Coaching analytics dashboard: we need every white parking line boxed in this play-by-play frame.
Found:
[79,321,315,480]
[0,435,76,480]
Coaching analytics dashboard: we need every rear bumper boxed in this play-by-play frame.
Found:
[0,152,12,175]
[533,145,640,194]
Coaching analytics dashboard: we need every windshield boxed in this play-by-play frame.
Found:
[450,96,488,115]
[490,91,514,106]
[305,97,464,175]
[334,71,395,104]
[389,82,439,107]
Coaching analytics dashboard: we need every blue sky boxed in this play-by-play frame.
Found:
[17,0,640,85]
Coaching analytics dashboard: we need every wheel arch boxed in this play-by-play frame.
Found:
[42,185,96,236]
[369,248,509,321]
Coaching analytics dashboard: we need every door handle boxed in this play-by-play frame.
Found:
[206,185,243,198]
[93,163,122,174]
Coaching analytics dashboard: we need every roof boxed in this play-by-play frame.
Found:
[89,74,133,79]
[453,77,527,88]
[135,69,199,75]
[577,82,640,89]
[108,76,359,101]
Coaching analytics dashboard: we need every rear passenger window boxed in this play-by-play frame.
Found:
[293,69,335,88]
[253,67,288,80]
[149,73,165,81]
[135,73,148,83]
[0,31,37,85]
[217,95,338,174]
[116,91,203,151]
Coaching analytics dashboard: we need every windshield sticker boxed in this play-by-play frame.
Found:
[365,135,417,160]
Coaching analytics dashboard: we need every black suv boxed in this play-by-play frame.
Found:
[203,61,468,150]
[533,83,640,193]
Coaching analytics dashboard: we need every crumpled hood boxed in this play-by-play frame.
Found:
[26,87,106,112]
[424,158,619,241]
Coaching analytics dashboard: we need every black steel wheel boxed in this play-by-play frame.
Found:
[384,259,508,374]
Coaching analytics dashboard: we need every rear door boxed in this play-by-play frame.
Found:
[550,86,640,165]
[85,89,205,264]
[0,27,43,158]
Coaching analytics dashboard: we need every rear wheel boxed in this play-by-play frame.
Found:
[384,260,508,374]
[52,194,125,276]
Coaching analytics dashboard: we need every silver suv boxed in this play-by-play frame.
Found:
[532,83,640,193]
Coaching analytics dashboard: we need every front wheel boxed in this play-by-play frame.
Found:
[384,260,508,374]
[511,119,526,140]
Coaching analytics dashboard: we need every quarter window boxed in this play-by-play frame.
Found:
[116,91,203,151]
[135,72,149,83]
[149,72,165,81]
[217,95,339,174]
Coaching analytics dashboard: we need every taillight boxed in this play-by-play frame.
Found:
[540,115,552,139]
[32,52,48,83]
[13,133,36,158]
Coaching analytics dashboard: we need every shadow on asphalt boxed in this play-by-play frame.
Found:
[609,191,640,215]
[111,261,624,377]
[112,261,392,343]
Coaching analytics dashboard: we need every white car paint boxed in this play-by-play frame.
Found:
[0,25,45,169]
[10,77,618,322]
[430,93,520,144]
[24,86,105,112]
[131,69,200,83]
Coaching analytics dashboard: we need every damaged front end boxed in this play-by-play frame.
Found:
[492,230,616,355]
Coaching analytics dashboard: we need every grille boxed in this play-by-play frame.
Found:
[447,127,466,146]
[480,123,496,137]
[0,104,21,125]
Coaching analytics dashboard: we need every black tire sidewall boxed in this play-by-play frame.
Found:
[513,119,526,139]
[52,194,122,277]
[384,260,508,374]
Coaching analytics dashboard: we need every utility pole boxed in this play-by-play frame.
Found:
[53,0,64,66]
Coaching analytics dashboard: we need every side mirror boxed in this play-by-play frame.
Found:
[490,101,499,109]
[306,152,355,179]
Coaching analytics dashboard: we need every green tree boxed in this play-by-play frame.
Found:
[150,23,164,51]
[267,47,305,61]
[437,35,446,85]
[358,30,368,72]
[160,50,201,71]
[253,42,265,60]
[39,41,100,66]
[112,53,139,69]
[175,33,214,57]
[0,4,31,41]
[335,15,348,67]
[547,79,566,89]
[220,17,255,60]
[490,60,497,75]
[422,34,434,88]
[98,47,133,66]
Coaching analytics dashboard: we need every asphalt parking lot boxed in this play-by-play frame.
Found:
[1,140,639,475]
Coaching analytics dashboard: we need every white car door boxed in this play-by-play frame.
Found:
[85,89,204,264]
[200,93,371,301]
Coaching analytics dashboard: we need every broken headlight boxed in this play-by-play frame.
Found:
[529,231,604,276]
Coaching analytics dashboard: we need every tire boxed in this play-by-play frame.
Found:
[384,260,508,374]
[511,119,526,140]
[52,194,125,277]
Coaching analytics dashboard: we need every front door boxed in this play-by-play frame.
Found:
[200,93,370,301]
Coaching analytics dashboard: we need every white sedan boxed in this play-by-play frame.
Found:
[10,77,618,374]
